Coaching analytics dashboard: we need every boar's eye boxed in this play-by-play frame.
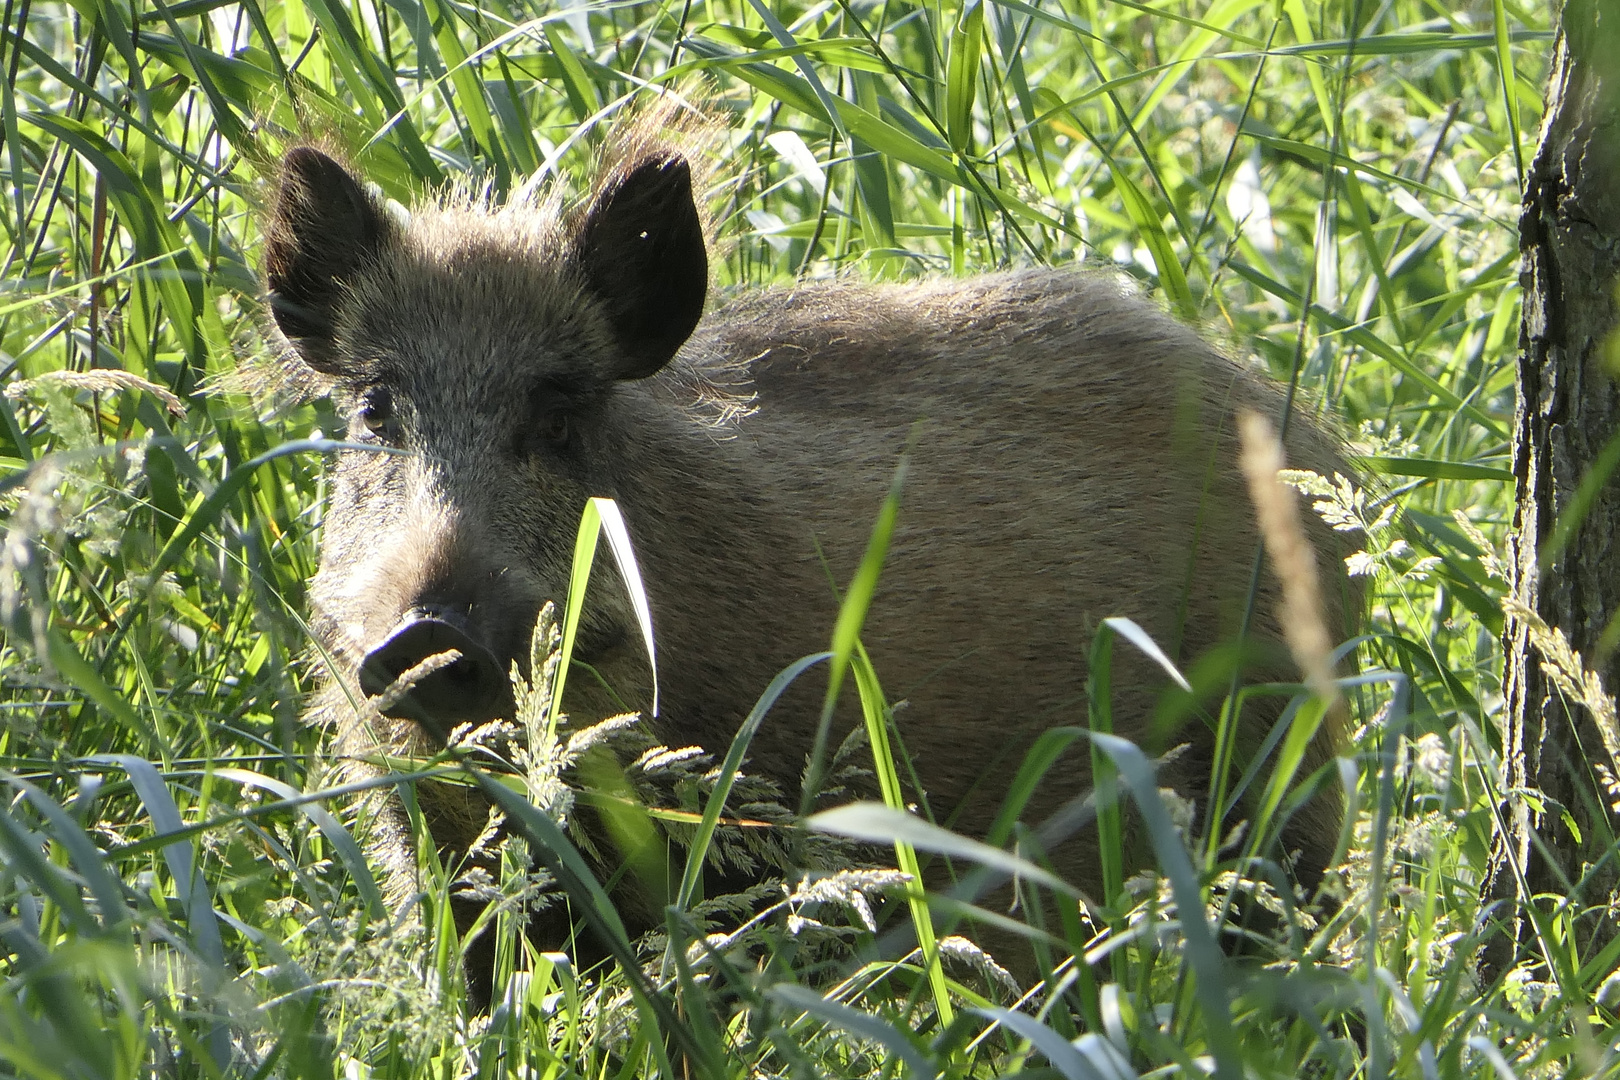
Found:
[359,388,394,435]
[518,383,578,458]
[535,409,569,449]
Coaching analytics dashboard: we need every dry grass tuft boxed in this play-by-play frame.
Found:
[1238,409,1340,709]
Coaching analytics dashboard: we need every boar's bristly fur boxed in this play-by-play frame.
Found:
[263,128,1357,1003]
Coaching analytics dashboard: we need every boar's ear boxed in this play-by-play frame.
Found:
[575,152,707,380]
[263,147,391,374]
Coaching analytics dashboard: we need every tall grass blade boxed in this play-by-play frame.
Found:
[1491,0,1526,187]
[670,650,831,915]
[848,649,951,1021]
[1087,621,1124,925]
[801,454,904,816]
[1088,733,1239,1080]
[1109,165,1195,319]
[945,0,984,155]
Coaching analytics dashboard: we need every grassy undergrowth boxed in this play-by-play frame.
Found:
[3,0,1602,1076]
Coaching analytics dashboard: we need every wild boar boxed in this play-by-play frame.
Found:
[263,125,1355,994]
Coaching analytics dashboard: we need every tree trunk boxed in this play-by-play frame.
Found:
[1485,0,1620,981]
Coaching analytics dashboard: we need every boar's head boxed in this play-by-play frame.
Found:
[264,145,708,739]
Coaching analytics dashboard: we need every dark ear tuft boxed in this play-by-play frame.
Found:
[575,153,708,380]
[263,147,390,374]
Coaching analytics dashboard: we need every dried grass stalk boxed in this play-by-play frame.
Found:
[1238,409,1340,708]
[7,368,186,417]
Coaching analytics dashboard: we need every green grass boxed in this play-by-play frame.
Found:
[3,0,1601,1076]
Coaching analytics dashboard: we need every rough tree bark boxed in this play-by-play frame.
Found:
[1485,0,1620,980]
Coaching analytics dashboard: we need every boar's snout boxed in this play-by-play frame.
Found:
[358,608,516,734]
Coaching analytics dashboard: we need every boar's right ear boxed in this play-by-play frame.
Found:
[574,152,708,380]
[263,147,391,374]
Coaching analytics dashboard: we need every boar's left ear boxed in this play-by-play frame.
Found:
[263,147,392,374]
[575,152,708,380]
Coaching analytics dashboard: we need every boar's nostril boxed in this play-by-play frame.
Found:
[358,614,515,734]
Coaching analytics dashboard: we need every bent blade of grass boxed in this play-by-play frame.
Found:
[808,802,1079,900]
[971,1006,1130,1080]
[1103,616,1194,692]
[550,496,658,737]
[0,800,99,938]
[769,983,938,1080]
[1090,619,1191,907]
[1092,617,1190,921]
[3,774,131,934]
[85,753,231,1070]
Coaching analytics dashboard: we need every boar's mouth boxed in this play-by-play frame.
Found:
[358,609,516,739]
